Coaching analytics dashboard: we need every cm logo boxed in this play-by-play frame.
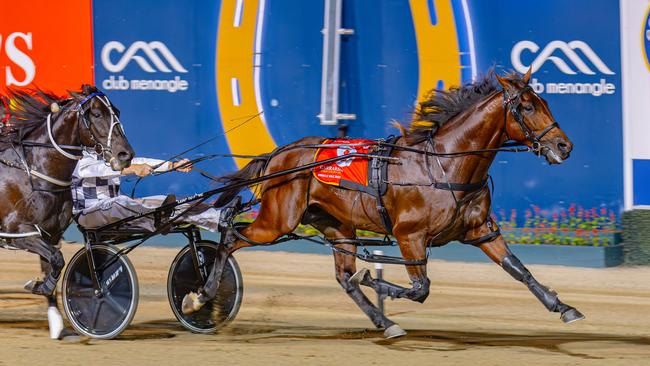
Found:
[101,41,188,73]
[511,40,615,75]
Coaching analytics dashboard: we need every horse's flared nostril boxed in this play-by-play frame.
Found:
[117,151,133,163]
[557,141,571,153]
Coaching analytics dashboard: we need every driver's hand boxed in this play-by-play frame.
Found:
[172,159,193,172]
[122,164,153,177]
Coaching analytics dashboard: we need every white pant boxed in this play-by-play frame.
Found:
[77,195,222,232]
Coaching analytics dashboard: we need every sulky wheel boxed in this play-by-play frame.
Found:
[62,244,139,339]
[167,241,243,333]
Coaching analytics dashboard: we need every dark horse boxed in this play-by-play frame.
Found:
[184,69,584,338]
[0,85,134,338]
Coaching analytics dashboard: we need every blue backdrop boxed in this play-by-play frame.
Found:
[91,0,623,227]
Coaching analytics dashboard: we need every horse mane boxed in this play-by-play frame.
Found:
[395,69,524,145]
[0,85,96,139]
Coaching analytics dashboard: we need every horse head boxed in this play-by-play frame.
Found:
[70,85,135,170]
[497,69,573,164]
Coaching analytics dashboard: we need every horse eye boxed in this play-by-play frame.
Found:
[523,104,534,113]
[92,111,101,118]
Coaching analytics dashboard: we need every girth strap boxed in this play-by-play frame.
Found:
[370,136,399,234]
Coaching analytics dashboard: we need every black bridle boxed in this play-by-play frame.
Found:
[72,91,124,162]
[503,85,559,154]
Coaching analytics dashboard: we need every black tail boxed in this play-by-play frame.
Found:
[213,155,269,208]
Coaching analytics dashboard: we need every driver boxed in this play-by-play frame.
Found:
[72,150,231,232]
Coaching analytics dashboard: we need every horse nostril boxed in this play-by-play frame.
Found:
[557,142,569,153]
[117,151,132,162]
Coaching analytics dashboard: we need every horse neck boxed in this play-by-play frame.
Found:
[429,92,506,184]
[25,112,81,178]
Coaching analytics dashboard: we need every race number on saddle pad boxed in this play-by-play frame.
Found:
[313,138,377,190]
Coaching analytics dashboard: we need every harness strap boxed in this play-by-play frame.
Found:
[29,169,72,187]
[0,225,42,238]
[460,229,501,246]
[1,156,72,187]
[369,136,398,234]
[433,180,487,192]
[47,113,81,160]
[18,140,83,151]
[460,219,501,246]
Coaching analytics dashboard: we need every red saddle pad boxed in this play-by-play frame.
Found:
[313,138,377,188]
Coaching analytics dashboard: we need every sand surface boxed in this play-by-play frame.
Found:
[1,243,649,365]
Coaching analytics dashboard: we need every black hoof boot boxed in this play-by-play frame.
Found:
[25,275,57,296]
[561,307,585,323]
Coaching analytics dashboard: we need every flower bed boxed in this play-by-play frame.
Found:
[236,203,622,247]
[497,204,621,246]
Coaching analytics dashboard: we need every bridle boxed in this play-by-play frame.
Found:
[503,85,559,155]
[72,91,124,163]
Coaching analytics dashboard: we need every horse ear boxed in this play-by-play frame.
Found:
[522,66,532,84]
[495,74,513,90]
[68,90,82,100]
[81,84,94,95]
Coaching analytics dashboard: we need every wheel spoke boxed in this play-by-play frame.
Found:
[104,294,127,315]
[68,287,97,298]
[91,300,104,330]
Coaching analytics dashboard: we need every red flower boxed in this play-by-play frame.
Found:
[600,207,607,216]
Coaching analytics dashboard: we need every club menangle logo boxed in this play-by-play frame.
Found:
[511,40,614,75]
[100,41,189,93]
[510,40,616,96]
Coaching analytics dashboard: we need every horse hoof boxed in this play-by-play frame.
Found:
[182,292,205,315]
[348,268,369,286]
[58,328,82,343]
[561,307,585,323]
[384,324,407,339]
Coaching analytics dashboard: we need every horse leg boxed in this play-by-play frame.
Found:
[304,215,405,338]
[183,178,308,314]
[10,231,66,339]
[350,233,430,304]
[479,234,585,323]
[332,243,406,338]
[12,233,64,297]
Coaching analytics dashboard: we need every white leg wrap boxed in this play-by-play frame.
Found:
[47,306,64,340]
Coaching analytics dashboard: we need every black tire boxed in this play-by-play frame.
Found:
[167,241,243,333]
[62,244,139,339]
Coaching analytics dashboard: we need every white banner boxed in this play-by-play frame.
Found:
[621,0,650,209]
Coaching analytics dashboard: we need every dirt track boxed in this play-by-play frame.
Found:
[1,243,649,366]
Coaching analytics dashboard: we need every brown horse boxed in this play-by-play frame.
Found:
[184,69,584,338]
[0,85,134,338]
